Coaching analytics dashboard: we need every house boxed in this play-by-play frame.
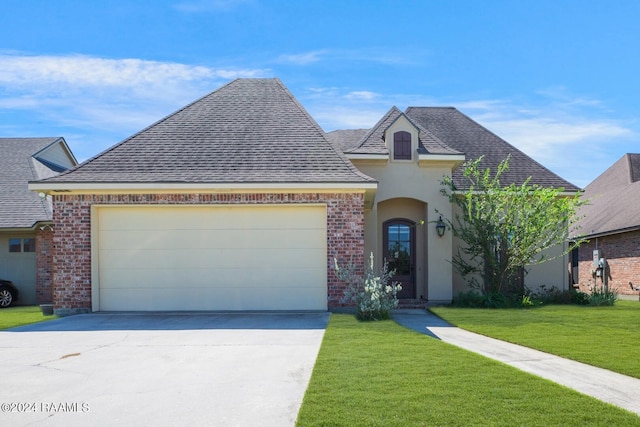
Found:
[0,138,77,305]
[29,78,579,315]
[571,153,640,298]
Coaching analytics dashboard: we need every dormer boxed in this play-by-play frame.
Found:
[385,115,419,163]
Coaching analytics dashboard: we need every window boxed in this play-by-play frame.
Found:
[23,238,36,253]
[8,238,36,253]
[8,239,21,253]
[393,131,412,160]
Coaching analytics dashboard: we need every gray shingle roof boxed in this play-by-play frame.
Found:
[405,107,581,192]
[326,129,369,152]
[40,78,375,185]
[0,138,67,228]
[341,107,462,156]
[571,153,640,238]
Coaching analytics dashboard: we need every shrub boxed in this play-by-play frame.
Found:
[588,286,617,306]
[334,253,402,321]
[452,291,486,308]
[452,291,516,308]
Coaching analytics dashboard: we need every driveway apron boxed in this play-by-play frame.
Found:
[0,312,328,426]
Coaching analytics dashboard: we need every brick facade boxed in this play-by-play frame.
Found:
[52,192,365,315]
[576,229,640,297]
[35,227,54,304]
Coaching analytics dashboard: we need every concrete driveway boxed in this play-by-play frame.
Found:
[0,312,329,426]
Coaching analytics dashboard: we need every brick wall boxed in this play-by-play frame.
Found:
[576,229,640,296]
[35,227,54,304]
[52,192,365,315]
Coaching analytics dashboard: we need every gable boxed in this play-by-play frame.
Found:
[0,137,76,228]
[572,153,640,238]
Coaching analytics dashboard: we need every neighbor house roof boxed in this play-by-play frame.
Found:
[34,78,375,188]
[571,153,640,238]
[0,137,76,229]
[338,107,462,157]
[405,107,581,192]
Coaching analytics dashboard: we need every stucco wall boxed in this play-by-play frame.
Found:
[576,230,640,297]
[354,157,455,302]
[51,192,365,315]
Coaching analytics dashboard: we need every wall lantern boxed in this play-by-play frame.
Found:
[436,215,446,238]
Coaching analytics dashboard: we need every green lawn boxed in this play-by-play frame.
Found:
[430,301,640,379]
[0,305,58,329]
[297,314,639,426]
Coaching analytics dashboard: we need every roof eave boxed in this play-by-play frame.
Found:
[345,153,389,161]
[28,181,378,195]
[573,224,640,240]
[418,154,465,167]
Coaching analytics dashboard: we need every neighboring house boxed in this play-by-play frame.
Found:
[571,153,640,298]
[29,79,579,315]
[0,138,77,304]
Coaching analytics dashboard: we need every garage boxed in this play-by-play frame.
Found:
[93,204,327,311]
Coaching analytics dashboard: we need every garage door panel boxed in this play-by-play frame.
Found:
[99,206,325,231]
[96,205,327,311]
[100,284,326,311]
[99,247,326,270]
[99,228,325,251]
[100,265,326,289]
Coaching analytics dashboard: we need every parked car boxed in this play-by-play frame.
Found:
[0,279,19,308]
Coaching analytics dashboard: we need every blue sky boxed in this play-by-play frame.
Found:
[1,0,638,188]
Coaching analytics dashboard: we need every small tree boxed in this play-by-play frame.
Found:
[440,155,586,297]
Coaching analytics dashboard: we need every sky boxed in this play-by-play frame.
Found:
[1,0,639,189]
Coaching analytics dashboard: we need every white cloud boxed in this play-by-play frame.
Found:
[0,53,269,159]
[276,51,329,65]
[0,54,264,94]
[345,91,378,101]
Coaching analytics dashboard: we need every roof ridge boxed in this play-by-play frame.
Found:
[274,79,376,182]
[47,79,245,180]
[345,106,401,153]
[626,153,640,183]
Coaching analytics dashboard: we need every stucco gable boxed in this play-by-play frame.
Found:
[344,107,461,157]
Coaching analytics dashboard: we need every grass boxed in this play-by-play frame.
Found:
[430,301,640,378]
[0,305,58,329]
[296,314,640,426]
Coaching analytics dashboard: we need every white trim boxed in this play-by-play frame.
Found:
[29,181,378,194]
[418,154,466,163]
[345,153,389,160]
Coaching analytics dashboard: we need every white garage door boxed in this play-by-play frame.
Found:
[94,205,327,311]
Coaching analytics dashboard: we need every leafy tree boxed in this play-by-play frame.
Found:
[440,155,586,297]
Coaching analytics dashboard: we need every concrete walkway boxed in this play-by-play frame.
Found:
[392,309,640,416]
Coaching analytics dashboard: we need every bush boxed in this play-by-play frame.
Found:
[452,291,515,308]
[588,287,617,306]
[452,291,486,308]
[334,253,402,321]
[570,290,591,305]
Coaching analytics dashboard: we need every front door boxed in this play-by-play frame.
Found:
[383,219,415,299]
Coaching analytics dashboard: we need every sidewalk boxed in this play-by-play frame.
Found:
[392,309,640,416]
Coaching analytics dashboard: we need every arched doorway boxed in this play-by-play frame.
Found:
[383,219,416,299]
